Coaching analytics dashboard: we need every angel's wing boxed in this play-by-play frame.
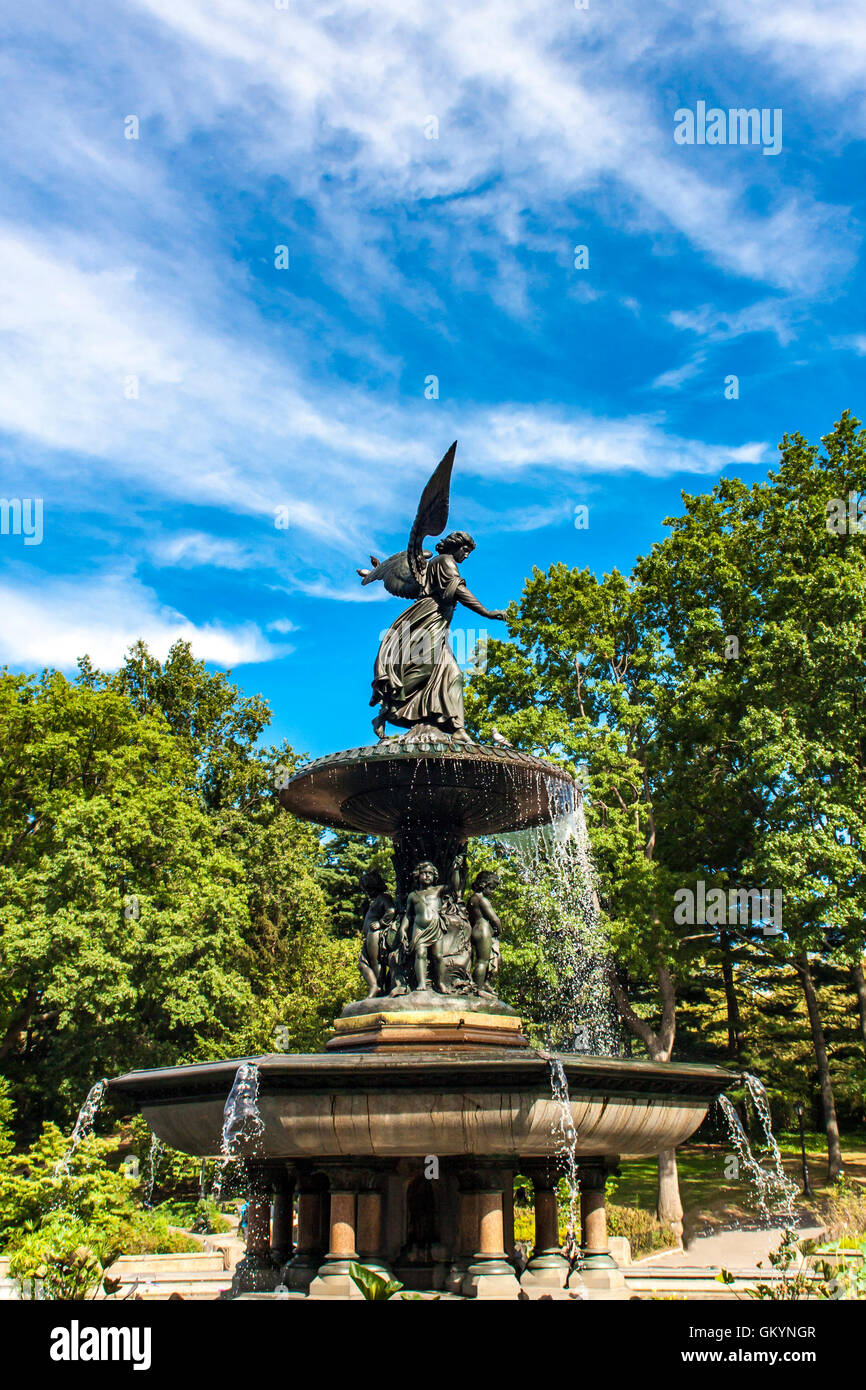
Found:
[407,442,457,588]
[360,550,427,599]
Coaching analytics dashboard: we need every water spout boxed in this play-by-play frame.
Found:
[54,1078,108,1178]
[717,1089,798,1223]
[213,1062,265,1202]
[547,1058,586,1294]
[548,1058,580,1241]
[496,799,618,1055]
[143,1133,164,1209]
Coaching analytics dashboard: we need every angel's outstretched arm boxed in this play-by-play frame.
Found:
[455,584,507,622]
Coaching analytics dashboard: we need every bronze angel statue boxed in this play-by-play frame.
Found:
[358,442,507,741]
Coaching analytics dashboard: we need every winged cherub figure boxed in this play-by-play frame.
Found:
[358,442,507,740]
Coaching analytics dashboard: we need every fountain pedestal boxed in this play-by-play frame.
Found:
[327,1005,527,1052]
[461,1166,522,1299]
[109,1050,735,1298]
[520,1161,571,1293]
[577,1160,626,1294]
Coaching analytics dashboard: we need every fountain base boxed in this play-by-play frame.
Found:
[107,1049,736,1298]
[327,1008,528,1051]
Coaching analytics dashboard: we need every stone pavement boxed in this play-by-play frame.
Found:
[659,1220,825,1270]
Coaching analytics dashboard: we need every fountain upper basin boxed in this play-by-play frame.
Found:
[278,738,577,836]
[108,1051,736,1162]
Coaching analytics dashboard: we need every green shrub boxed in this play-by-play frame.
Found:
[0,1101,199,1261]
[514,1194,669,1260]
[820,1180,866,1245]
[513,1206,534,1243]
[7,1214,121,1300]
[606,1202,671,1258]
[151,1197,231,1235]
[0,1122,140,1245]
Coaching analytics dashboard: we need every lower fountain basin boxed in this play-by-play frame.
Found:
[108,1051,736,1162]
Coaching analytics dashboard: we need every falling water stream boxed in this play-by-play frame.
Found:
[199,1159,208,1204]
[717,1089,798,1223]
[53,1078,108,1178]
[548,1059,579,1237]
[143,1133,164,1209]
[212,1062,265,1203]
[495,794,797,1256]
[495,800,619,1056]
[493,796,618,1285]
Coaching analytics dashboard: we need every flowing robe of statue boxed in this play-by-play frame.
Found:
[371,553,466,734]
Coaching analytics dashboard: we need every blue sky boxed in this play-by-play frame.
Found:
[0,1,864,757]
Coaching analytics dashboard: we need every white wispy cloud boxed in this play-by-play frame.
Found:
[716,1,866,116]
[149,532,254,569]
[0,0,849,632]
[833,334,866,356]
[5,0,851,309]
[0,570,287,671]
[669,300,799,346]
[0,228,770,557]
[461,407,769,476]
[651,355,708,392]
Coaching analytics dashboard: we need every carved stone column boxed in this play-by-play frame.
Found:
[232,1167,280,1294]
[308,1165,365,1299]
[270,1167,294,1275]
[445,1172,478,1294]
[284,1166,327,1292]
[520,1161,569,1292]
[356,1166,394,1279]
[578,1158,625,1292]
[461,1165,521,1300]
[501,1167,515,1262]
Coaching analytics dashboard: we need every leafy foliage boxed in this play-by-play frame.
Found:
[348,1261,405,1300]
[8,1216,121,1300]
[0,642,357,1133]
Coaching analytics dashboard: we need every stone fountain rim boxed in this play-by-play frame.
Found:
[107,1050,738,1108]
[283,736,578,783]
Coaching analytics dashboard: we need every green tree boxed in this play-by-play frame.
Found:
[316,830,393,938]
[0,643,355,1132]
[639,412,866,1178]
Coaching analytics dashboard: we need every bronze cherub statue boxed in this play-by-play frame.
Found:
[357,870,396,998]
[466,871,503,996]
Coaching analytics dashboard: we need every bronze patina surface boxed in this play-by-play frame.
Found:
[278,737,576,838]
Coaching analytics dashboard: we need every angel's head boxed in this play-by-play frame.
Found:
[436,530,475,562]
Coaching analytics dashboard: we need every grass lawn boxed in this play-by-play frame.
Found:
[611,1131,866,1237]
